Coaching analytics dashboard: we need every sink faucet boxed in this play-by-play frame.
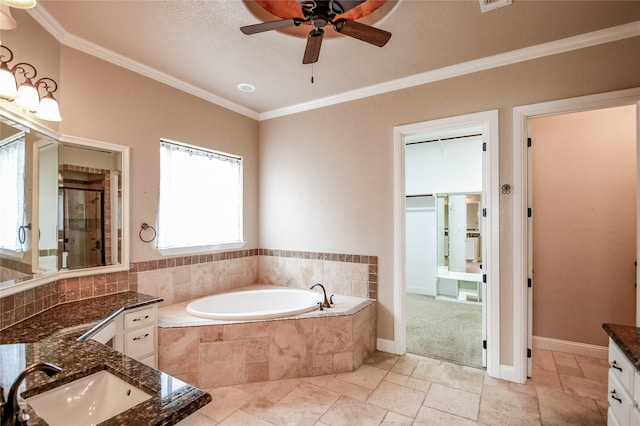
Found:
[310,283,331,309]
[1,362,62,426]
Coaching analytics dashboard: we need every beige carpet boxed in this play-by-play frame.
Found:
[406,292,483,368]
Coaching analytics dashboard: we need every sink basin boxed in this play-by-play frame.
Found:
[25,370,152,426]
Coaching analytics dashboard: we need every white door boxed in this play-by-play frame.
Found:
[393,110,499,377]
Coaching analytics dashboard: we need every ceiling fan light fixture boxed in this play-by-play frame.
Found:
[237,83,256,93]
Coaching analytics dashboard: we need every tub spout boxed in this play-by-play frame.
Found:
[310,283,331,309]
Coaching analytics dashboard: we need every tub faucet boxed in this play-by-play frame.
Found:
[310,283,331,309]
[1,362,62,426]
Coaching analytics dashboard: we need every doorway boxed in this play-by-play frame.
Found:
[404,133,484,367]
[528,106,637,372]
[61,188,105,269]
[512,88,640,383]
[393,110,500,377]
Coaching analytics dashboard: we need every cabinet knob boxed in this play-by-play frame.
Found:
[611,360,623,372]
[133,333,149,341]
[133,315,149,322]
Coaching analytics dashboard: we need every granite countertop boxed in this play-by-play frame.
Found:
[603,323,640,370]
[1,292,163,344]
[0,292,212,425]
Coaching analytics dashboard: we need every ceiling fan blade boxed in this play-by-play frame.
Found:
[240,18,302,35]
[330,0,367,14]
[332,18,391,47]
[303,28,324,64]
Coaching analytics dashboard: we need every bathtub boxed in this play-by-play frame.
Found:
[186,287,323,320]
[158,285,377,388]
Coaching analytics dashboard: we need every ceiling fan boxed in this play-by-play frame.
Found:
[240,0,392,64]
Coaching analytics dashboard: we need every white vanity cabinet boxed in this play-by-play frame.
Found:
[122,305,158,367]
[608,338,640,425]
[89,304,158,368]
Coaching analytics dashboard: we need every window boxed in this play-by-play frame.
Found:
[0,133,25,252]
[157,140,243,251]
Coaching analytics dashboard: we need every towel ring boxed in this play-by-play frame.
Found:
[139,223,156,243]
[17,223,31,245]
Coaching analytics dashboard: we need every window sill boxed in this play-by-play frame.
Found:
[0,248,25,259]
[156,241,247,256]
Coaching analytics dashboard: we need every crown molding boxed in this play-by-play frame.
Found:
[259,20,640,120]
[27,4,639,122]
[27,5,259,120]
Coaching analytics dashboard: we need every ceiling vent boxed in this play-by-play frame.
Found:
[479,0,512,13]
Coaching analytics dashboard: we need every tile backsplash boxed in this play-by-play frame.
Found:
[0,249,377,329]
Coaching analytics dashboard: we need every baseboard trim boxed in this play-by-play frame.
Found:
[532,335,608,359]
[377,338,402,355]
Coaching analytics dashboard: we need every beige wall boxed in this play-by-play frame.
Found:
[1,11,259,264]
[531,106,637,346]
[2,9,640,368]
[56,47,260,262]
[259,37,640,364]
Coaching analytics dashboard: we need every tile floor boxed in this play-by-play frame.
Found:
[190,348,609,425]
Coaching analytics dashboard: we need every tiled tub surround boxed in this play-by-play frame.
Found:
[157,290,377,389]
[0,249,377,331]
[138,249,377,308]
[0,292,211,425]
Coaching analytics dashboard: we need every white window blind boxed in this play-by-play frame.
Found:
[157,140,242,249]
[0,134,25,251]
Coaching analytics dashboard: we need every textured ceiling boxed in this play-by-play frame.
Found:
[31,1,640,118]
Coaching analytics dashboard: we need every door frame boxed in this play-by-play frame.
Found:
[512,87,640,384]
[392,109,500,378]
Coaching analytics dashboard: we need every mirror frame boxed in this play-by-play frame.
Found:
[0,109,130,298]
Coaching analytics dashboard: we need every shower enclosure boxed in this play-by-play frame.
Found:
[59,187,105,269]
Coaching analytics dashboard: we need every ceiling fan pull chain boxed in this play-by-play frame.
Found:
[311,63,315,84]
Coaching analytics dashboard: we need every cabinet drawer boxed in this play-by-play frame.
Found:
[123,306,156,330]
[124,325,155,360]
[609,370,633,426]
[609,339,634,392]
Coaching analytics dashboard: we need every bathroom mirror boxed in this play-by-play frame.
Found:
[0,111,130,296]
[436,193,482,274]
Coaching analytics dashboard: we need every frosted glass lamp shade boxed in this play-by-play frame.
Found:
[15,82,39,112]
[35,93,62,121]
[0,0,36,9]
[0,65,17,100]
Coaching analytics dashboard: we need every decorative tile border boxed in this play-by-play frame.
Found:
[0,249,378,330]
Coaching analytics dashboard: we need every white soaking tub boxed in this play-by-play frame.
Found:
[186,287,323,320]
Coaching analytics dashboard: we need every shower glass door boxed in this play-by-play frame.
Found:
[61,188,105,269]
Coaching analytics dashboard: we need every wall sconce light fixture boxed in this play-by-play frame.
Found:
[0,44,62,121]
